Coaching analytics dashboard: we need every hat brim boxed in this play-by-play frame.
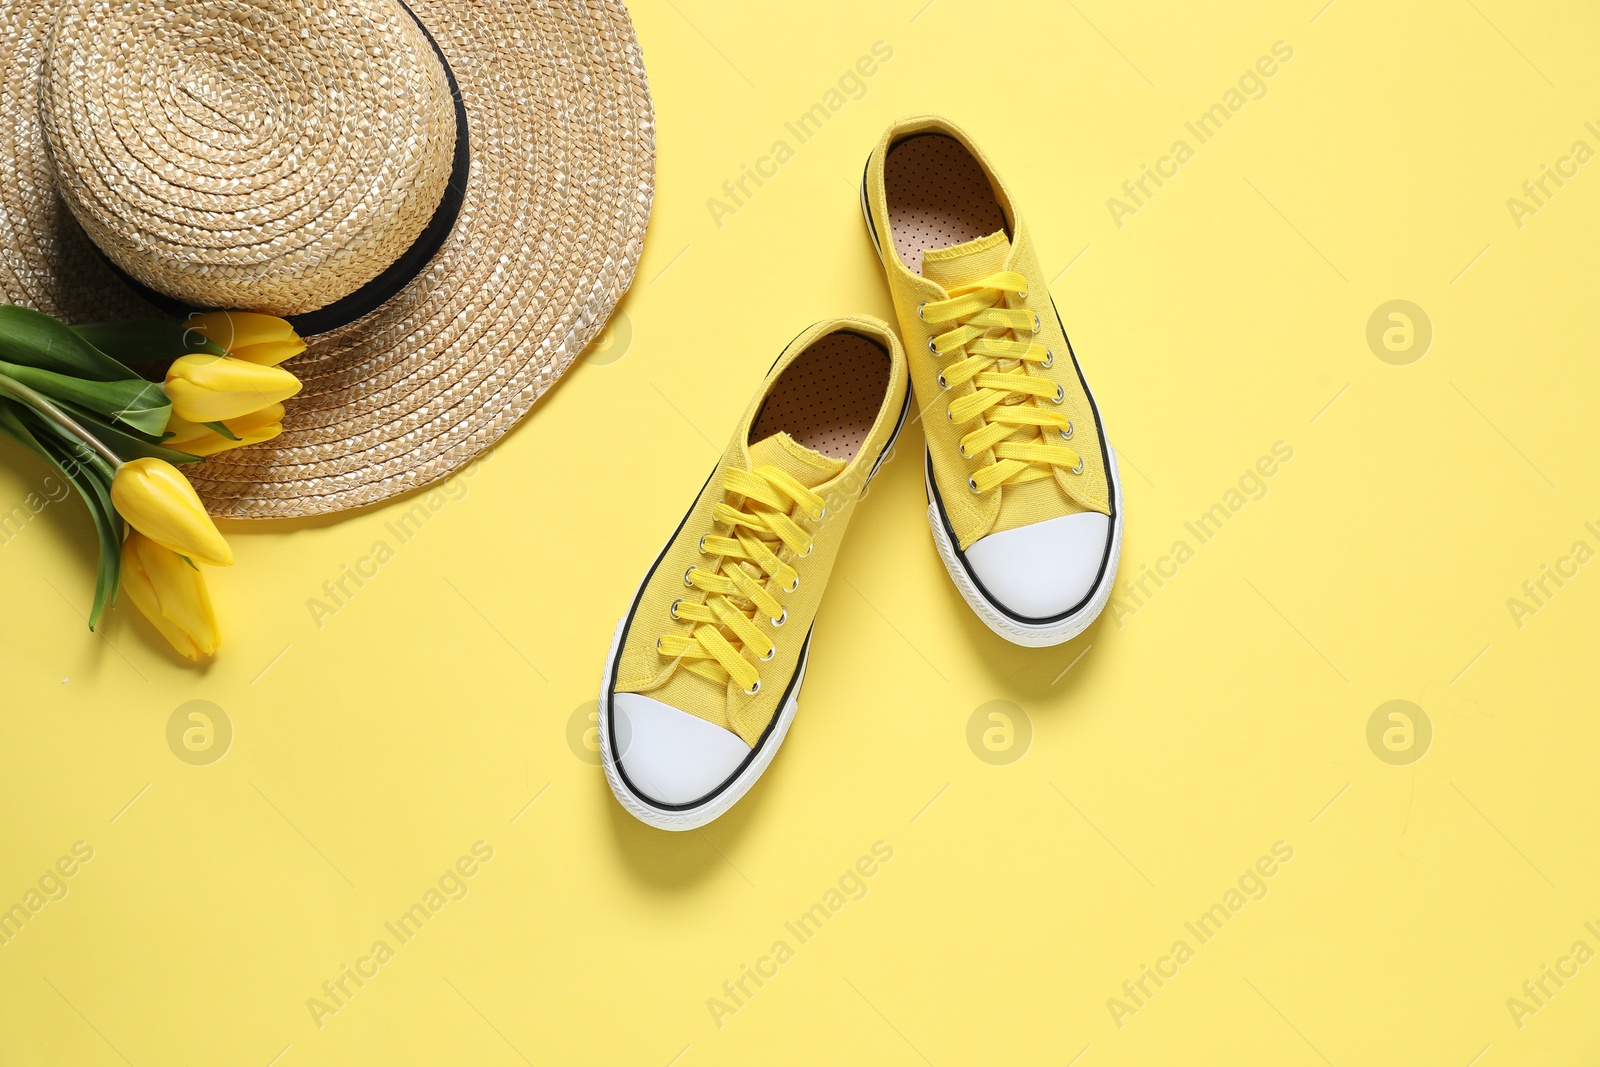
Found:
[0,0,654,518]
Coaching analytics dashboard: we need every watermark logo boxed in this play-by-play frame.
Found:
[583,310,633,367]
[306,841,495,1029]
[306,450,494,629]
[1507,923,1600,1030]
[706,841,893,1029]
[966,700,1032,765]
[1506,523,1599,629]
[1366,700,1431,765]
[1112,441,1295,627]
[0,841,95,948]
[167,700,232,766]
[568,700,603,765]
[1507,122,1600,230]
[0,474,70,548]
[706,41,894,229]
[1108,841,1295,1028]
[1107,41,1294,228]
[1366,300,1432,366]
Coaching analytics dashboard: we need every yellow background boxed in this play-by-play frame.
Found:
[4,0,1599,1063]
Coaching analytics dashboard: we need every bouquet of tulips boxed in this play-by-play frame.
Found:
[0,306,303,660]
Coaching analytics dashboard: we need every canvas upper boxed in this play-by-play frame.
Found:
[604,317,909,816]
[862,115,1114,554]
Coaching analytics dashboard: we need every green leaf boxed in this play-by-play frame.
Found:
[72,319,227,363]
[62,446,122,631]
[0,396,51,462]
[203,420,242,442]
[0,305,140,382]
[0,360,171,437]
[13,399,116,487]
[9,403,122,629]
[74,455,121,631]
[58,401,201,465]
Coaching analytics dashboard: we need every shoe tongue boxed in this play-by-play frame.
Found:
[921,229,1010,288]
[747,432,845,489]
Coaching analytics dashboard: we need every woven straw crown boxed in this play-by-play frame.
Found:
[40,0,460,316]
[0,0,654,518]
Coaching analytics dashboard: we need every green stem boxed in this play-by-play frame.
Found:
[0,370,122,469]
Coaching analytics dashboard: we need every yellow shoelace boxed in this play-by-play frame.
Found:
[921,269,1082,494]
[658,464,825,694]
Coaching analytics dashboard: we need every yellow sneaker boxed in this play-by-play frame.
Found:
[600,318,909,830]
[861,116,1123,647]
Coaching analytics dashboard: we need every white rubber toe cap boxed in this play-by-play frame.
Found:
[611,694,751,807]
[963,512,1112,621]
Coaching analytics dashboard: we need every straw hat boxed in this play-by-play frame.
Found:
[0,0,654,517]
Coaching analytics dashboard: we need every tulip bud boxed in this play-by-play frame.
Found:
[186,311,306,366]
[110,457,233,567]
[121,533,220,660]
[164,354,301,424]
[166,404,285,457]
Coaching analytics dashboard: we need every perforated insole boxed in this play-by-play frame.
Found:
[884,134,1008,274]
[749,332,889,461]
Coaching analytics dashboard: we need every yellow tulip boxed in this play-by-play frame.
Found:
[186,311,306,366]
[165,353,301,423]
[110,457,233,567]
[121,533,220,660]
[166,404,284,457]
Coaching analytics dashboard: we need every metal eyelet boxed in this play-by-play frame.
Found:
[771,609,787,627]
[917,301,928,321]
[1060,421,1074,440]
[968,476,981,494]
[697,534,709,552]
[1070,459,1085,475]
[798,541,814,558]
[682,567,696,587]
[785,576,801,593]
[946,409,956,421]
[1042,348,1054,368]
[760,647,776,662]
[1017,288,1028,299]
[937,373,949,389]
[1032,313,1041,331]
[958,441,972,459]
[743,680,762,696]
[655,636,664,651]
[926,338,939,354]
[1051,383,1065,404]
[669,598,683,619]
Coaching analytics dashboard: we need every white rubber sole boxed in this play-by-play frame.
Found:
[598,375,908,832]
[926,447,1124,647]
[861,160,1125,648]
[598,605,808,832]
